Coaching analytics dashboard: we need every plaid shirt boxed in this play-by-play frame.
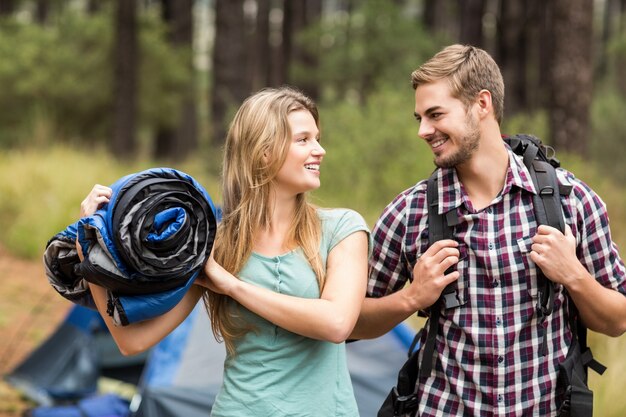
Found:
[368,147,626,417]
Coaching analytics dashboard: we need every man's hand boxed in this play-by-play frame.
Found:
[404,239,460,310]
[530,224,587,287]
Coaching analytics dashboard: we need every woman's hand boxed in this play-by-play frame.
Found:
[80,184,113,218]
[196,256,238,296]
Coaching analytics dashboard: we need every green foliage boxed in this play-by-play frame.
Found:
[293,0,445,103]
[0,145,219,259]
[313,87,434,223]
[137,8,193,133]
[589,88,626,183]
[0,7,191,148]
[501,111,550,144]
[0,12,113,146]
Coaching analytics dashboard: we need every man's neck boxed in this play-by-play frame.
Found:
[456,134,509,211]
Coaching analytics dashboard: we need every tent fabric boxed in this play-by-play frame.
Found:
[9,303,414,417]
[26,394,130,417]
[4,305,147,407]
[44,168,218,325]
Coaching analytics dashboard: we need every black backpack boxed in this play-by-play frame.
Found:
[379,134,606,417]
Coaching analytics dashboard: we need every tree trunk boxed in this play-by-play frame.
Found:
[535,0,554,109]
[284,0,321,99]
[549,0,593,155]
[87,0,101,14]
[211,0,250,146]
[249,0,271,91]
[154,0,197,161]
[112,0,138,157]
[496,0,527,116]
[0,0,14,15]
[35,0,48,24]
[423,0,447,33]
[458,0,485,47]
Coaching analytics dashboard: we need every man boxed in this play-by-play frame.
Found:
[351,44,626,416]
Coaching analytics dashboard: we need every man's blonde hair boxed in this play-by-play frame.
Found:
[411,44,505,124]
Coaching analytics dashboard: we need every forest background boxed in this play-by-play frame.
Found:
[0,0,626,415]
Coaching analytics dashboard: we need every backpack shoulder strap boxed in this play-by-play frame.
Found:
[426,170,460,308]
[419,171,461,379]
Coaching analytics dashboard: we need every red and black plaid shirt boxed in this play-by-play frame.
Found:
[368,147,626,416]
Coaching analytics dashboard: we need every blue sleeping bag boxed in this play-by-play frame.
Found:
[44,168,217,325]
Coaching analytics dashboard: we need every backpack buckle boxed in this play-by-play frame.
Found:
[443,291,462,309]
[392,387,419,416]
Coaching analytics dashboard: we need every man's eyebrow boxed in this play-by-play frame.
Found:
[414,106,442,120]
[424,106,442,116]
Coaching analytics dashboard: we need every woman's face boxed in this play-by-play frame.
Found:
[273,109,325,198]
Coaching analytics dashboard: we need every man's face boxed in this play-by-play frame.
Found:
[413,79,480,169]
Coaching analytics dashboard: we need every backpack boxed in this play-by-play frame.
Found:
[378,134,606,417]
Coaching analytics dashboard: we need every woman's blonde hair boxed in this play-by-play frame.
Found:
[204,86,324,354]
[411,44,505,124]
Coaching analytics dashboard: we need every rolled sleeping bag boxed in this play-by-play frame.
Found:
[44,168,218,325]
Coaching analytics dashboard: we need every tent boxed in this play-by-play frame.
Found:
[5,305,148,407]
[6,303,415,417]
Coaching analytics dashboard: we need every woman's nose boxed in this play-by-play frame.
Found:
[312,142,326,156]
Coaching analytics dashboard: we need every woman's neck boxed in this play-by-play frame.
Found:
[253,193,298,256]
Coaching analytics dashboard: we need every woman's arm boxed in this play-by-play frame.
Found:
[77,184,203,356]
[88,282,203,355]
[200,230,369,343]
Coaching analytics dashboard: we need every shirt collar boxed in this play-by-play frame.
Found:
[435,144,537,214]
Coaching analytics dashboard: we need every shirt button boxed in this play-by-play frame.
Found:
[498,355,505,364]
[497,394,504,403]
[488,242,495,250]
[493,280,499,287]
[496,317,502,326]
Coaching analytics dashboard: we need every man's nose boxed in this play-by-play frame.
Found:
[418,119,435,139]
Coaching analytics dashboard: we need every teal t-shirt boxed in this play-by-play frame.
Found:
[210,208,370,417]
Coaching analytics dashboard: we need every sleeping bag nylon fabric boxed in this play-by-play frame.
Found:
[44,168,217,325]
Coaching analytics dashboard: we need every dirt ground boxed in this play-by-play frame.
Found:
[0,245,71,417]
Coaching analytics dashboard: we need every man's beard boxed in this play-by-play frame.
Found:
[434,113,480,169]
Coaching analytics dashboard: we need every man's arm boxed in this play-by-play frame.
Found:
[531,224,626,336]
[351,239,460,339]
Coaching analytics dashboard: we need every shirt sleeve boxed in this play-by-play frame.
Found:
[322,208,371,255]
[561,169,626,295]
[368,191,415,298]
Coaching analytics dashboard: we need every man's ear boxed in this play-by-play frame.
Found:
[476,89,493,119]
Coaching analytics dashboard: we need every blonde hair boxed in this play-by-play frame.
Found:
[204,87,324,354]
[411,44,505,124]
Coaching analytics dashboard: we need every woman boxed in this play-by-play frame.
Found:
[80,87,370,416]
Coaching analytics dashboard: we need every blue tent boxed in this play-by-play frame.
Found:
[7,304,415,417]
